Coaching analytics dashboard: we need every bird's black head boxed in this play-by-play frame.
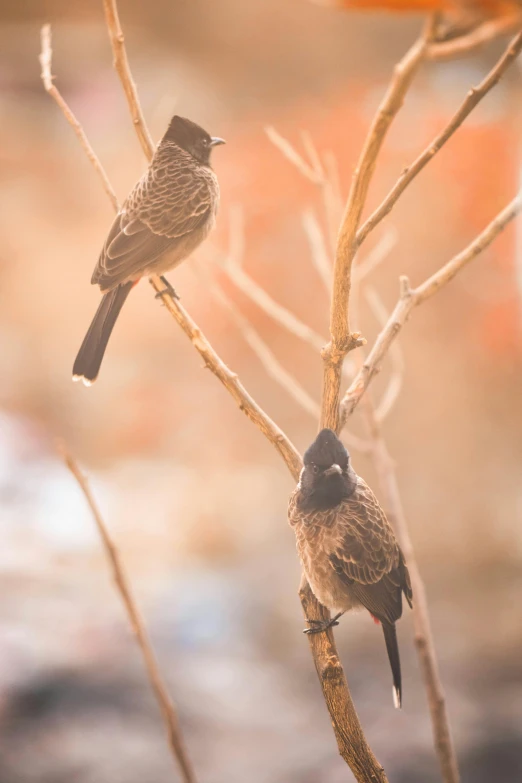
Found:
[298,429,356,511]
[162,115,225,166]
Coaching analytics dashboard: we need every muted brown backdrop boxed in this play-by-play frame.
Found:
[0,1,521,781]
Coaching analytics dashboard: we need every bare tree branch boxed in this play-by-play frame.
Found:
[321,17,436,433]
[427,13,522,61]
[102,0,155,159]
[39,25,119,212]
[341,191,522,425]
[356,31,522,249]
[62,447,198,783]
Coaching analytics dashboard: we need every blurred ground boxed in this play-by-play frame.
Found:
[0,0,521,780]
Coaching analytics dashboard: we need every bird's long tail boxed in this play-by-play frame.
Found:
[72,282,133,385]
[382,620,402,709]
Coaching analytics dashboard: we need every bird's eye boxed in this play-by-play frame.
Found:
[312,464,319,475]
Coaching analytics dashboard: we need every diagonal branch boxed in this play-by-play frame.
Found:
[321,17,436,433]
[148,275,303,480]
[341,190,522,426]
[39,25,119,212]
[356,31,522,249]
[62,447,197,783]
[364,286,404,423]
[206,276,321,419]
[220,208,356,375]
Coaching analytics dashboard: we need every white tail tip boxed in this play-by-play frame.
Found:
[72,375,93,387]
[393,686,401,709]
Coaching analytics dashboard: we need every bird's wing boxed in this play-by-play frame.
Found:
[92,153,214,289]
[328,478,409,623]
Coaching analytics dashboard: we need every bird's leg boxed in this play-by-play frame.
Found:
[155,276,180,300]
[304,612,344,635]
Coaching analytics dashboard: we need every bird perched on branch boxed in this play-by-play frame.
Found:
[288,428,412,708]
[73,115,225,385]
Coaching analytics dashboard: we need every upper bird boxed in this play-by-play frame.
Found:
[288,429,412,708]
[72,115,225,385]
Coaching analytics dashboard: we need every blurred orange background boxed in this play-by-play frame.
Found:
[0,1,521,781]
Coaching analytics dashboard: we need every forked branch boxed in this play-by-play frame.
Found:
[341,191,522,425]
[357,31,522,248]
[321,17,436,432]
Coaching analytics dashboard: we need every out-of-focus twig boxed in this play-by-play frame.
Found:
[427,13,522,61]
[302,209,333,292]
[354,228,399,283]
[357,31,522,248]
[364,286,404,422]
[341,190,522,425]
[208,278,321,419]
[321,18,436,433]
[102,0,155,159]
[358,397,461,783]
[265,125,323,183]
[39,25,119,212]
[62,447,197,783]
[221,208,356,375]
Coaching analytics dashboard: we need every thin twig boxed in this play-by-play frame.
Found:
[221,208,356,376]
[302,209,333,293]
[62,447,197,783]
[359,398,461,783]
[39,25,119,212]
[265,126,323,183]
[427,13,522,61]
[223,254,327,352]
[102,0,155,159]
[357,31,522,249]
[354,228,399,283]
[341,191,522,425]
[208,277,321,420]
[364,286,404,423]
[321,17,436,433]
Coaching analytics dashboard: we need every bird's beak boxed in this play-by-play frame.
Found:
[324,464,342,477]
[210,137,226,147]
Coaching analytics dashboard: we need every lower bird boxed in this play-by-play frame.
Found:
[288,428,412,708]
[72,115,225,385]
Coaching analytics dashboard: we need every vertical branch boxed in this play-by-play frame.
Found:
[63,448,198,783]
[102,0,155,159]
[359,402,461,783]
[320,18,436,432]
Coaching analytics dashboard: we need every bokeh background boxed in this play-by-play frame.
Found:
[1,1,522,781]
